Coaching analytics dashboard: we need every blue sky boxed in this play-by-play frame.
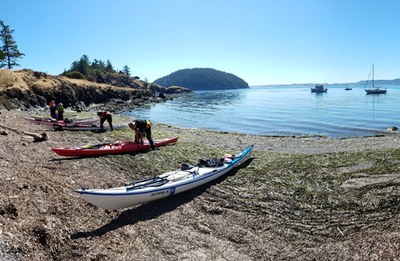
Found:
[2,0,400,85]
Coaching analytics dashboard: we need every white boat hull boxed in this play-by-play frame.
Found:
[78,145,253,210]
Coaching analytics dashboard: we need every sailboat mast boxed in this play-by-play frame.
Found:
[372,64,374,88]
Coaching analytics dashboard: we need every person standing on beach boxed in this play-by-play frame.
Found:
[128,119,155,149]
[56,102,64,121]
[49,100,57,119]
[97,111,114,131]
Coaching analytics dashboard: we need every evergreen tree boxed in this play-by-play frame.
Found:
[69,55,90,75]
[0,20,25,69]
[62,56,138,86]
[122,65,131,76]
[91,59,105,71]
[78,55,90,75]
[105,59,114,72]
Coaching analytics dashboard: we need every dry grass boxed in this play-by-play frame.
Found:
[0,69,143,94]
[0,69,34,91]
[0,69,17,89]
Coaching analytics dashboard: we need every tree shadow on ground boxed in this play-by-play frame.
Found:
[70,158,254,239]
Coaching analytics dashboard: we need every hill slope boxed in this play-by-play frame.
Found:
[154,68,249,90]
[355,78,400,85]
[0,69,190,110]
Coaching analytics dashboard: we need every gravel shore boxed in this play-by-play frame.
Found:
[1,109,400,260]
[157,123,400,154]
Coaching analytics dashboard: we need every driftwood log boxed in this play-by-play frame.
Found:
[0,124,48,142]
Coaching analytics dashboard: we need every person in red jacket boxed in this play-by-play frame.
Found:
[128,119,155,149]
[97,111,114,131]
[49,100,57,119]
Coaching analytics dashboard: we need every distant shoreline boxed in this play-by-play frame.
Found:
[251,80,400,87]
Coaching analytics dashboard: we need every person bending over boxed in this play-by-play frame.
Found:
[128,119,155,149]
[97,111,114,131]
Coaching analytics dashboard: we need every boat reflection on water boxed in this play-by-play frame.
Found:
[173,89,245,113]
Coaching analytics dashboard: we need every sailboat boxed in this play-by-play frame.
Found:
[365,64,387,94]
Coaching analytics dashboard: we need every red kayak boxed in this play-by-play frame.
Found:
[25,117,97,126]
[51,137,178,157]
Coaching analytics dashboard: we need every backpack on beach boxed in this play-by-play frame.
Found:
[198,158,225,167]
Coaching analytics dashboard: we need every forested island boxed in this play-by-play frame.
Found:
[154,68,249,90]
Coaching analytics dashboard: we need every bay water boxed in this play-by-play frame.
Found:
[125,84,400,137]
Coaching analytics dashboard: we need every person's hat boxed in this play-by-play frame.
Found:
[128,121,136,130]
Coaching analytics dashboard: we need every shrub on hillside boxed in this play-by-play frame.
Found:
[64,71,84,79]
[165,86,189,94]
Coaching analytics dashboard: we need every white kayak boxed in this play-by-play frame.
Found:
[77,145,253,210]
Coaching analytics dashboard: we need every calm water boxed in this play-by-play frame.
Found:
[125,84,400,137]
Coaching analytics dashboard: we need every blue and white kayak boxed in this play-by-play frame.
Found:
[77,145,253,210]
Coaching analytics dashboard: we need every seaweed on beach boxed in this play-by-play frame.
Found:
[1,110,400,260]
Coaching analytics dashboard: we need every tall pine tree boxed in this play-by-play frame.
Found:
[105,59,114,72]
[0,20,24,69]
[122,65,131,76]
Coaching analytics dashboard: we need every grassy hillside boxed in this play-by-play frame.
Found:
[0,69,190,110]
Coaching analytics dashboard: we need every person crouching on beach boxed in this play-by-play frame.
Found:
[128,119,155,149]
[97,111,114,131]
